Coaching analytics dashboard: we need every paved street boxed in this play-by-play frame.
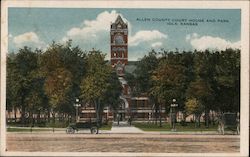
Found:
[7,132,239,153]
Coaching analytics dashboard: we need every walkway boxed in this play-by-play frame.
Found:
[109,121,144,133]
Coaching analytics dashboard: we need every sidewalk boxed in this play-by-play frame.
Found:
[107,121,144,134]
[7,125,237,135]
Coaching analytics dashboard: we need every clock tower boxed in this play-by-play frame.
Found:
[110,15,128,76]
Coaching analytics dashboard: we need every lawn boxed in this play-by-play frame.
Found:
[99,123,112,130]
[7,122,112,132]
[133,122,218,132]
[7,127,56,132]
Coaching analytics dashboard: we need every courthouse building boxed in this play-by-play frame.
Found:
[78,15,167,123]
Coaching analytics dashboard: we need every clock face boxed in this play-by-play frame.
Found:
[115,35,124,44]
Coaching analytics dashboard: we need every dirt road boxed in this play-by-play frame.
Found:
[6,133,239,153]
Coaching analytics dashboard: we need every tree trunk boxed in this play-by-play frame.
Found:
[183,112,187,123]
[159,104,162,127]
[21,106,26,125]
[205,108,209,128]
[154,104,159,125]
[14,107,17,123]
[47,108,50,123]
[52,112,55,132]
[211,111,215,125]
[37,110,41,124]
[94,99,100,128]
[195,115,201,128]
[198,115,201,127]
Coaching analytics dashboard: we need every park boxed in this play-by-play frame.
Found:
[5,14,240,153]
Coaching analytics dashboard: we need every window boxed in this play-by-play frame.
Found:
[115,35,124,44]
[117,24,122,29]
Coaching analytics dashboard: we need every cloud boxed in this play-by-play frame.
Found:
[61,10,167,61]
[129,30,167,46]
[186,33,241,50]
[151,42,163,48]
[13,32,46,49]
[185,33,198,41]
[63,10,130,42]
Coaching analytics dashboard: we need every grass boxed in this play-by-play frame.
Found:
[7,127,56,132]
[7,122,112,132]
[99,123,112,130]
[133,122,218,132]
[7,121,69,128]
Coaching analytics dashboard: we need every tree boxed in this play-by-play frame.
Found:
[133,50,159,123]
[150,59,186,126]
[6,54,19,122]
[80,50,112,127]
[101,71,122,122]
[7,47,40,124]
[134,50,159,94]
[192,51,215,127]
[185,98,204,127]
[44,68,73,123]
[213,49,240,113]
[40,41,86,123]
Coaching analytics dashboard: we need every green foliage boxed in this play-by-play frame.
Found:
[40,41,86,115]
[6,38,240,127]
[133,48,240,117]
[7,41,87,125]
[80,50,122,124]
[213,49,240,112]
[151,60,186,105]
[44,68,73,109]
[186,79,213,104]
[102,71,122,110]
[133,50,158,95]
[185,98,204,116]
[80,50,112,102]
[7,47,44,123]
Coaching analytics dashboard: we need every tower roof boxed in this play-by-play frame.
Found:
[115,15,125,24]
[111,15,127,29]
[114,15,127,26]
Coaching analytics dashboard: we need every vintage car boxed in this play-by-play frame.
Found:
[66,122,99,134]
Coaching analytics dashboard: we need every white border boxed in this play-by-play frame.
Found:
[1,0,249,156]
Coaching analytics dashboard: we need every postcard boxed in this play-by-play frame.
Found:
[1,0,249,157]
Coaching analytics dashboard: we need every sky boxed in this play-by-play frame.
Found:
[8,8,241,61]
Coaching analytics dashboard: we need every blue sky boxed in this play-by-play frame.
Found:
[8,8,241,61]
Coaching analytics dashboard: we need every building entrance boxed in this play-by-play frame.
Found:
[115,113,126,122]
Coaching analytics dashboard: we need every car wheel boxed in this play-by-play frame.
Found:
[91,127,98,134]
[66,127,75,134]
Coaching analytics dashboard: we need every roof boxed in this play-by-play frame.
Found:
[111,15,127,29]
[124,64,136,74]
[115,15,125,24]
